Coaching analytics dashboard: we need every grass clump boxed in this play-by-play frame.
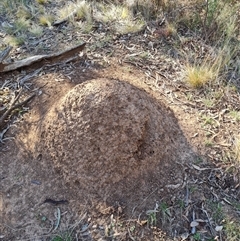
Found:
[57,0,93,32]
[16,6,32,19]
[36,0,48,4]
[177,0,239,90]
[165,22,177,37]
[184,64,215,88]
[3,18,30,35]
[57,1,92,21]
[57,3,76,21]
[39,14,54,26]
[207,201,224,224]
[146,205,158,227]
[184,41,237,89]
[14,18,30,32]
[94,3,145,34]
[229,111,240,122]
[147,210,157,227]
[29,24,43,37]
[75,1,92,22]
[51,232,73,241]
[4,35,26,46]
[176,0,239,44]
[126,0,157,20]
[116,18,145,34]
[0,0,39,21]
[94,4,128,23]
[223,219,240,241]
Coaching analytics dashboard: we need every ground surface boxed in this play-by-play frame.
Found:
[0,58,239,241]
[0,1,240,241]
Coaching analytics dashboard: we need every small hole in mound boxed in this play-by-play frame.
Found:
[149,150,154,155]
[74,180,80,186]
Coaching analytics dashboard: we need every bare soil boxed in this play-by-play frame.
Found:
[1,60,239,241]
[0,1,240,239]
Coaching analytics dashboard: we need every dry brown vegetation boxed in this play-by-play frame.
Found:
[0,0,240,240]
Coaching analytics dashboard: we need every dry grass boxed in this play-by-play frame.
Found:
[57,1,92,21]
[29,24,44,37]
[184,40,238,89]
[16,6,32,19]
[36,0,48,4]
[184,64,215,88]
[4,35,26,46]
[75,1,92,22]
[229,111,240,122]
[233,135,240,163]
[39,14,54,26]
[94,3,145,34]
[223,219,240,241]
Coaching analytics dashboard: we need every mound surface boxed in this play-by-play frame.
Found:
[39,78,192,200]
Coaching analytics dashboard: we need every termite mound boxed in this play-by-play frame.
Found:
[39,78,193,202]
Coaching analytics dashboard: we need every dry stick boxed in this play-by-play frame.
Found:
[0,89,23,125]
[131,187,158,216]
[0,46,13,62]
[0,89,23,118]
[0,46,13,71]
[0,125,10,142]
[18,67,43,86]
[127,228,136,241]
[0,92,36,130]
[53,208,61,231]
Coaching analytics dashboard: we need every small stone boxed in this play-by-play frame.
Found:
[215,225,223,231]
[190,221,199,227]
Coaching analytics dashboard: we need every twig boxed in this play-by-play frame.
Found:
[18,68,43,86]
[0,92,36,130]
[191,210,196,234]
[127,228,136,241]
[68,213,87,230]
[131,188,158,215]
[0,89,23,125]
[185,183,189,207]
[0,46,13,62]
[0,125,10,143]
[202,205,215,236]
[53,208,61,231]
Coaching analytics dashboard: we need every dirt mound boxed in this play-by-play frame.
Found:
[39,78,192,203]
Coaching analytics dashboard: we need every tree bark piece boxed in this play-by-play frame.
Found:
[0,43,86,73]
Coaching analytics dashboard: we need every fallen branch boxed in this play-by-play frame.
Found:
[0,42,86,73]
